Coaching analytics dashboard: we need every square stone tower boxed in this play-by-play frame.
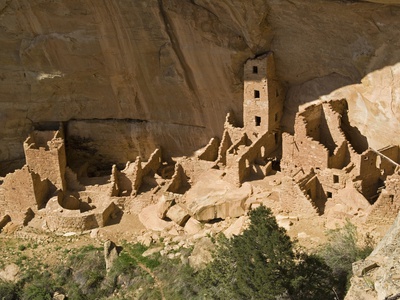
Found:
[23,126,66,191]
[243,52,283,134]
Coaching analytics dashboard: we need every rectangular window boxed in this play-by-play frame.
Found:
[253,66,258,74]
[327,192,332,198]
[255,116,261,126]
[254,90,260,98]
[333,175,339,183]
[274,113,278,122]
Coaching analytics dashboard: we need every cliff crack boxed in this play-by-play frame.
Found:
[157,0,197,92]
[0,0,13,16]
[390,67,397,119]
[189,0,219,20]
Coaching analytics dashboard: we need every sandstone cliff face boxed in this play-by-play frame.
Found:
[0,0,399,166]
[346,206,400,300]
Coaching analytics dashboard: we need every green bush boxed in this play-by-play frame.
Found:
[198,206,336,300]
[319,220,373,298]
[0,280,18,300]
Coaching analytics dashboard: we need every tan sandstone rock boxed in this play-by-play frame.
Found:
[156,193,176,219]
[185,171,252,222]
[166,204,190,227]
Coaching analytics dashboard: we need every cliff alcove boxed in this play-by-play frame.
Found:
[0,1,400,298]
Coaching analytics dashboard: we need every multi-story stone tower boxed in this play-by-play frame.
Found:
[243,52,283,135]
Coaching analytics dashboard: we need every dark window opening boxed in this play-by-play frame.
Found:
[274,133,278,145]
[253,66,258,74]
[255,116,261,127]
[274,113,278,122]
[307,189,312,198]
[327,192,332,198]
[333,175,339,183]
[254,90,260,98]
[276,89,279,97]
[272,159,281,171]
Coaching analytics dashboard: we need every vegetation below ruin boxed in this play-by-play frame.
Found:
[0,207,373,300]
[319,221,374,294]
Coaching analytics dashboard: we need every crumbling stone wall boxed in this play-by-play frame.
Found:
[117,157,143,196]
[197,138,219,162]
[282,132,329,174]
[367,172,400,226]
[141,148,161,175]
[167,163,190,194]
[357,150,382,202]
[297,171,327,214]
[378,145,400,178]
[237,131,279,183]
[24,129,66,191]
[216,129,233,165]
[2,166,50,223]
[0,214,10,231]
[42,196,116,231]
[317,168,347,198]
[278,176,319,217]
[226,133,249,168]
[110,165,119,197]
[282,100,356,174]
[115,149,161,196]
[328,140,350,169]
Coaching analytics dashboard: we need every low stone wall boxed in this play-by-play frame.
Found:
[41,198,116,232]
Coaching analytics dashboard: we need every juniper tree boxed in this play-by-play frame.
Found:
[199,206,336,300]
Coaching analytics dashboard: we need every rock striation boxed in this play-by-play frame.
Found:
[0,0,400,171]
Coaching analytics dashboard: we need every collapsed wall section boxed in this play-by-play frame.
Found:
[2,166,50,224]
[237,131,280,183]
[367,172,400,226]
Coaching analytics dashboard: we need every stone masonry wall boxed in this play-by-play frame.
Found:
[2,166,49,223]
[238,131,279,183]
[367,173,400,226]
[24,130,66,191]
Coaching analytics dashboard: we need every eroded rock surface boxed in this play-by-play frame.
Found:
[1,0,400,167]
[346,209,400,300]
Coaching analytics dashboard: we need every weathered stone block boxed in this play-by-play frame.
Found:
[166,204,190,226]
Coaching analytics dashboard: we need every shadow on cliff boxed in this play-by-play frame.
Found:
[264,0,400,136]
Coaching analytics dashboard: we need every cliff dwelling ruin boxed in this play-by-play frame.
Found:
[0,52,399,243]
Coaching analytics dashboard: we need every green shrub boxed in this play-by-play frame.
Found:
[0,280,18,300]
[319,220,373,297]
[198,206,336,300]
